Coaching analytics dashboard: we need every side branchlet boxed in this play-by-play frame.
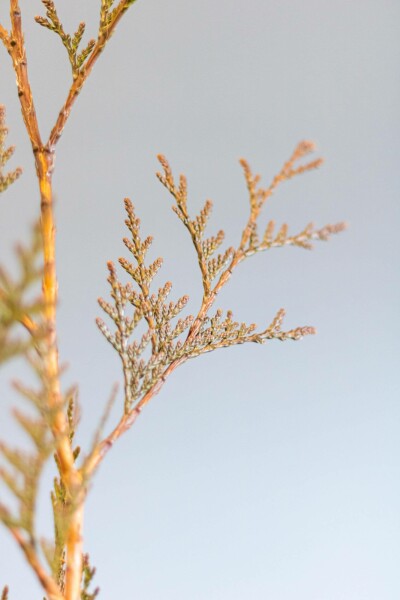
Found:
[156,156,234,297]
[156,146,345,345]
[97,144,344,431]
[35,0,139,80]
[0,105,22,194]
[35,1,96,78]
[99,0,139,37]
[238,143,346,257]
[97,200,194,412]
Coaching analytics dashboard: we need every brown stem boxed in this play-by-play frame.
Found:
[83,408,141,476]
[84,357,188,477]
[8,1,41,150]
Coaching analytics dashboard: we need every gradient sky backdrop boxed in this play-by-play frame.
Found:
[0,1,399,598]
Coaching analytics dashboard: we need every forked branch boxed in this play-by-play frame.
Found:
[36,0,140,150]
[87,145,345,478]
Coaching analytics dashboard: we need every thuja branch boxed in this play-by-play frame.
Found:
[1,1,138,152]
[156,144,345,342]
[87,146,345,477]
[0,3,345,598]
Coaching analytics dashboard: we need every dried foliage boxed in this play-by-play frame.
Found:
[0,105,22,194]
[0,1,345,599]
[97,147,345,421]
[97,199,195,411]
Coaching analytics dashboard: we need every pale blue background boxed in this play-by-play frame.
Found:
[0,1,399,598]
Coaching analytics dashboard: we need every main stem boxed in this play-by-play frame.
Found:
[7,2,84,596]
[36,150,84,600]
[4,2,139,596]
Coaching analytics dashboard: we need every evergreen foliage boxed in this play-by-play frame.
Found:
[35,0,139,80]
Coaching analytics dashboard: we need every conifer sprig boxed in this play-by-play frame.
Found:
[156,157,235,297]
[157,148,346,309]
[155,147,343,349]
[35,2,96,78]
[30,0,139,150]
[35,1,138,81]
[0,105,22,194]
[238,152,346,256]
[97,200,194,412]
[91,146,345,476]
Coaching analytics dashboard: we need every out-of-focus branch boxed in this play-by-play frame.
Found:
[0,511,63,600]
